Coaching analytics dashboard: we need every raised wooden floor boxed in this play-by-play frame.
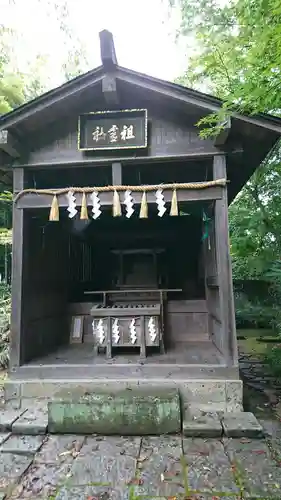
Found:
[9,341,240,381]
[25,341,224,366]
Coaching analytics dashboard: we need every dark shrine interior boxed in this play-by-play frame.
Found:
[21,160,213,363]
[23,204,209,363]
[25,159,212,301]
[27,204,206,302]
[69,212,205,301]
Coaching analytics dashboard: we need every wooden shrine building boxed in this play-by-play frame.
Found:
[1,31,281,410]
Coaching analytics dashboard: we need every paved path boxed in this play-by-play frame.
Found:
[1,421,281,499]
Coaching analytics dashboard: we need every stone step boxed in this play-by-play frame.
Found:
[48,388,181,435]
[4,376,243,415]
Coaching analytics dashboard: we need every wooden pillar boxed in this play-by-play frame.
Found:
[213,155,238,365]
[10,168,26,368]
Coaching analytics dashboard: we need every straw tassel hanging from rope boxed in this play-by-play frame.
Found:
[49,195,59,221]
[113,190,122,217]
[139,191,148,218]
[170,189,178,216]
[80,192,89,220]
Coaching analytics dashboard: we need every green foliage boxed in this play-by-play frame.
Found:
[0,25,25,114]
[0,283,10,369]
[171,0,281,141]
[234,293,273,329]
[229,150,281,280]
[172,0,281,115]
[0,191,12,228]
[0,192,12,282]
[265,345,281,378]
[173,0,281,342]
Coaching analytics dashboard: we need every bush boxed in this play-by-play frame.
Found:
[234,292,273,329]
[0,283,10,369]
[265,345,281,377]
[262,262,281,377]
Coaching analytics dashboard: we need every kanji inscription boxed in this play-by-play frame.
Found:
[78,109,147,151]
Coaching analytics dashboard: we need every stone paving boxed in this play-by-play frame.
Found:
[0,424,281,499]
[0,399,281,499]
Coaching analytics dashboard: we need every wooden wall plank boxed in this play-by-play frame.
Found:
[112,162,122,185]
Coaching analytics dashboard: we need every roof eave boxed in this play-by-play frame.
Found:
[0,66,104,131]
[117,66,281,134]
[0,63,280,136]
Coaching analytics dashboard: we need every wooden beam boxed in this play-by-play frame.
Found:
[112,162,122,185]
[15,185,223,209]
[15,149,243,170]
[213,155,238,365]
[99,30,118,70]
[0,129,20,158]
[102,74,118,106]
[10,168,25,368]
[214,117,231,146]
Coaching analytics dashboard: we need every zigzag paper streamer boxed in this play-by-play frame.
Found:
[148,317,157,342]
[94,319,105,344]
[67,191,78,219]
[91,191,102,219]
[112,318,120,343]
[124,190,134,218]
[129,318,137,344]
[155,189,166,217]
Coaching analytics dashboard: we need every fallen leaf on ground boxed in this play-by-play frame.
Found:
[127,477,143,485]
[161,470,180,481]
[240,437,251,443]
[59,446,81,458]
[137,454,149,462]
[59,450,72,457]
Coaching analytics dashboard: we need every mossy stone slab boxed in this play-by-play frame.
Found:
[48,388,181,435]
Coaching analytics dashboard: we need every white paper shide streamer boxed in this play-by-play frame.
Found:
[91,191,101,219]
[112,318,120,343]
[148,317,157,342]
[93,319,105,344]
[155,189,166,217]
[124,190,134,218]
[67,191,78,218]
[129,318,137,344]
